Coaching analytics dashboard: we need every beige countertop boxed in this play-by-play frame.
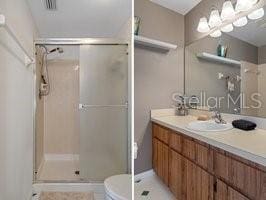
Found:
[151,110,266,167]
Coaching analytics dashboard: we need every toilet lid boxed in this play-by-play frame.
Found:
[104,174,132,200]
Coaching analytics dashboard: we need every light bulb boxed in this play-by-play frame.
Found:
[235,0,252,12]
[197,17,210,33]
[209,10,222,28]
[233,16,248,27]
[248,8,264,20]
[210,30,222,38]
[249,0,258,5]
[221,24,234,32]
[221,1,235,21]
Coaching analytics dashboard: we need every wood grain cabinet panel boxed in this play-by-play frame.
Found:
[182,137,196,161]
[216,179,250,200]
[196,143,213,172]
[216,179,228,200]
[231,158,265,200]
[157,139,169,185]
[184,159,214,200]
[214,151,266,199]
[228,187,250,200]
[214,151,231,182]
[152,122,266,200]
[169,131,182,153]
[152,123,169,144]
[169,149,184,199]
[152,137,158,174]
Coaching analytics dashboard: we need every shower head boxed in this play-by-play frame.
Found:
[48,47,64,54]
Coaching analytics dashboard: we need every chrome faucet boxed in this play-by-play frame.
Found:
[212,110,226,124]
[176,95,189,116]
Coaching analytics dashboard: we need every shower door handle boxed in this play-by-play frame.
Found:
[79,103,128,110]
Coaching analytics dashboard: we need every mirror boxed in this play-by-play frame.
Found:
[185,5,266,118]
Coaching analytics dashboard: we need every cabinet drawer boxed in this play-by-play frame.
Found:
[182,137,196,161]
[152,123,169,144]
[169,131,182,153]
[214,151,231,182]
[196,143,213,172]
[230,159,263,200]
[214,151,266,199]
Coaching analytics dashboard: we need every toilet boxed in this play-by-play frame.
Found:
[104,174,132,200]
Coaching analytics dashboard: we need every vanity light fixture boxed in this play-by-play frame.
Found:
[221,24,234,32]
[248,8,265,20]
[235,0,252,12]
[210,30,222,37]
[221,1,235,21]
[209,10,222,28]
[250,0,258,4]
[197,0,263,37]
[233,16,248,27]
[197,17,210,33]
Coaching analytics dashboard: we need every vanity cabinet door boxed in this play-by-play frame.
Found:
[215,179,250,200]
[152,137,158,174]
[157,139,169,185]
[153,137,169,185]
[169,149,184,199]
[216,179,228,200]
[184,158,214,200]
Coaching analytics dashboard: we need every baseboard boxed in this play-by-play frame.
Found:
[44,154,79,161]
[134,169,155,181]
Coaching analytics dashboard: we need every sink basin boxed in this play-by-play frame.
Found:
[187,120,233,132]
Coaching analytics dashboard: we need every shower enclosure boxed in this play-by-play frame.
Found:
[34,39,130,182]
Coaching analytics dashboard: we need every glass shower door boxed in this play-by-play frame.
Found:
[79,44,128,181]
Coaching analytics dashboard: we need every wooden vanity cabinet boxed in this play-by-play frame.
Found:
[152,122,266,200]
[152,137,169,185]
[169,141,214,200]
[169,149,183,199]
[213,150,266,200]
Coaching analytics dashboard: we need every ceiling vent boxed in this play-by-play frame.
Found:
[43,0,57,10]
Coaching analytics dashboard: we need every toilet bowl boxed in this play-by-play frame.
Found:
[104,174,131,200]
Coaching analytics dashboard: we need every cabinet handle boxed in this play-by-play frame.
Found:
[213,181,217,193]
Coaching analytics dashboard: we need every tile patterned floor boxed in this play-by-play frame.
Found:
[135,174,175,200]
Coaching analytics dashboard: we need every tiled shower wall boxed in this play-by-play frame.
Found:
[43,59,80,155]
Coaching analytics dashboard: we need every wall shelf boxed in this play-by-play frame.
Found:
[134,35,177,51]
[197,52,241,67]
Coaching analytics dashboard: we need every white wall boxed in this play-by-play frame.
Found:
[258,64,266,117]
[134,0,185,173]
[240,61,259,116]
[116,17,132,40]
[0,0,38,199]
